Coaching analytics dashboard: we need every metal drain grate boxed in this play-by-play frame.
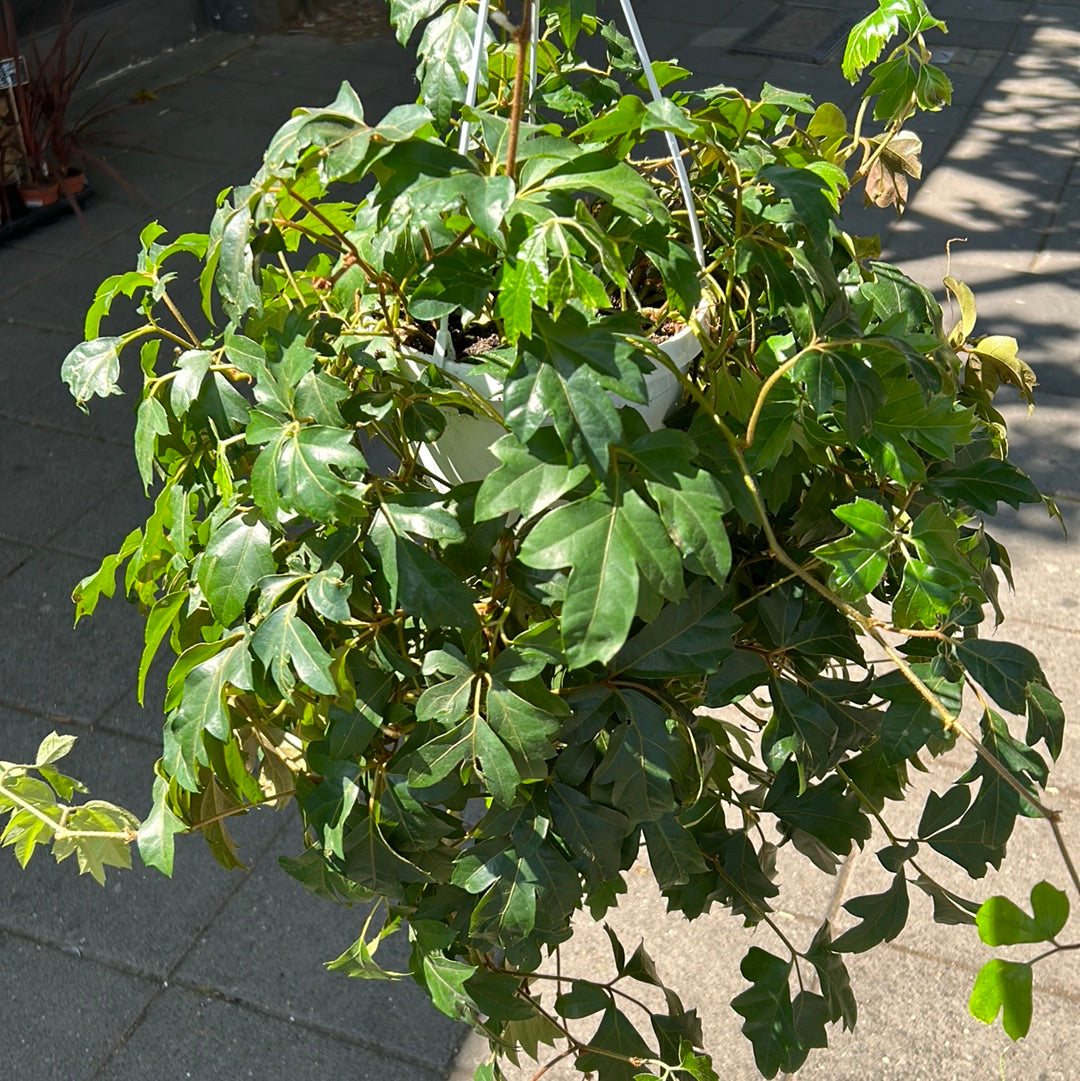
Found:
[732,6,855,65]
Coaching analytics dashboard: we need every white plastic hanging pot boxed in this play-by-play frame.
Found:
[403,319,704,487]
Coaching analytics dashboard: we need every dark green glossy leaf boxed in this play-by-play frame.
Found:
[813,498,893,600]
[832,872,909,953]
[250,417,366,521]
[520,494,638,669]
[476,430,590,523]
[366,518,481,634]
[575,1005,656,1081]
[804,924,856,1029]
[731,947,803,1078]
[956,639,1046,714]
[197,513,276,626]
[592,691,688,826]
[252,599,336,697]
[763,763,871,856]
[912,874,980,926]
[614,581,737,677]
[164,638,252,791]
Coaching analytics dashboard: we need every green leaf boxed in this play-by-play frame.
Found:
[138,591,187,705]
[763,678,839,781]
[643,469,732,586]
[892,558,966,629]
[486,677,564,778]
[307,568,352,622]
[576,1005,656,1081]
[804,924,857,1029]
[643,814,706,889]
[250,420,366,521]
[476,429,590,522]
[417,3,480,126]
[164,638,252,791]
[341,812,429,900]
[134,396,170,489]
[927,457,1041,513]
[956,639,1046,714]
[969,959,1033,1040]
[763,764,871,857]
[1026,682,1065,760]
[423,954,477,1020]
[252,599,336,697]
[171,349,213,417]
[976,882,1069,946]
[833,873,909,952]
[592,691,688,827]
[555,980,611,1019]
[520,494,638,669]
[614,581,737,677]
[366,517,481,634]
[547,783,629,889]
[731,947,804,1078]
[137,776,186,876]
[197,513,276,626]
[505,311,633,473]
[34,731,77,767]
[61,337,124,410]
[813,498,894,600]
[52,801,139,885]
[875,663,962,764]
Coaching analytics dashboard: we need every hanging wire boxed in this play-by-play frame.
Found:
[527,0,539,117]
[457,0,493,155]
[436,0,494,358]
[616,0,707,270]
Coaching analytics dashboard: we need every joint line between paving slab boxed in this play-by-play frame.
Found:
[82,812,295,1081]
[1029,149,1079,272]
[159,980,452,1076]
[0,409,131,448]
[0,697,159,747]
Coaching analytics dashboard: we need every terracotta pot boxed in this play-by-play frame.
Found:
[57,170,86,197]
[19,180,60,209]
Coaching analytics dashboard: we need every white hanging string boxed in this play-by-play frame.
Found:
[616,0,707,270]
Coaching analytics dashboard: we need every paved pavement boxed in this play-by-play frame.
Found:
[0,1,1077,1079]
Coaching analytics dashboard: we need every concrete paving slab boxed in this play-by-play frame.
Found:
[0,421,135,546]
[780,938,1080,1081]
[0,933,158,1081]
[0,548,147,719]
[92,983,446,1081]
[0,323,142,447]
[50,472,151,562]
[885,257,1080,399]
[176,831,466,1072]
[0,538,33,580]
[0,708,286,978]
[0,236,145,336]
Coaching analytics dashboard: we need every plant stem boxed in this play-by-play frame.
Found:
[504,0,534,178]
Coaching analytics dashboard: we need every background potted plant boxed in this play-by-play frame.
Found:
[1,1,1073,1078]
[0,0,95,220]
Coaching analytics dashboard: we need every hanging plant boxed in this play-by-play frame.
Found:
[2,2,1074,1078]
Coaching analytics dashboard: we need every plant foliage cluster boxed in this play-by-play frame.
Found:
[2,0,1074,1077]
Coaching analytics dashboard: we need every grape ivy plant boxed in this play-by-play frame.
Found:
[2,0,1075,1077]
